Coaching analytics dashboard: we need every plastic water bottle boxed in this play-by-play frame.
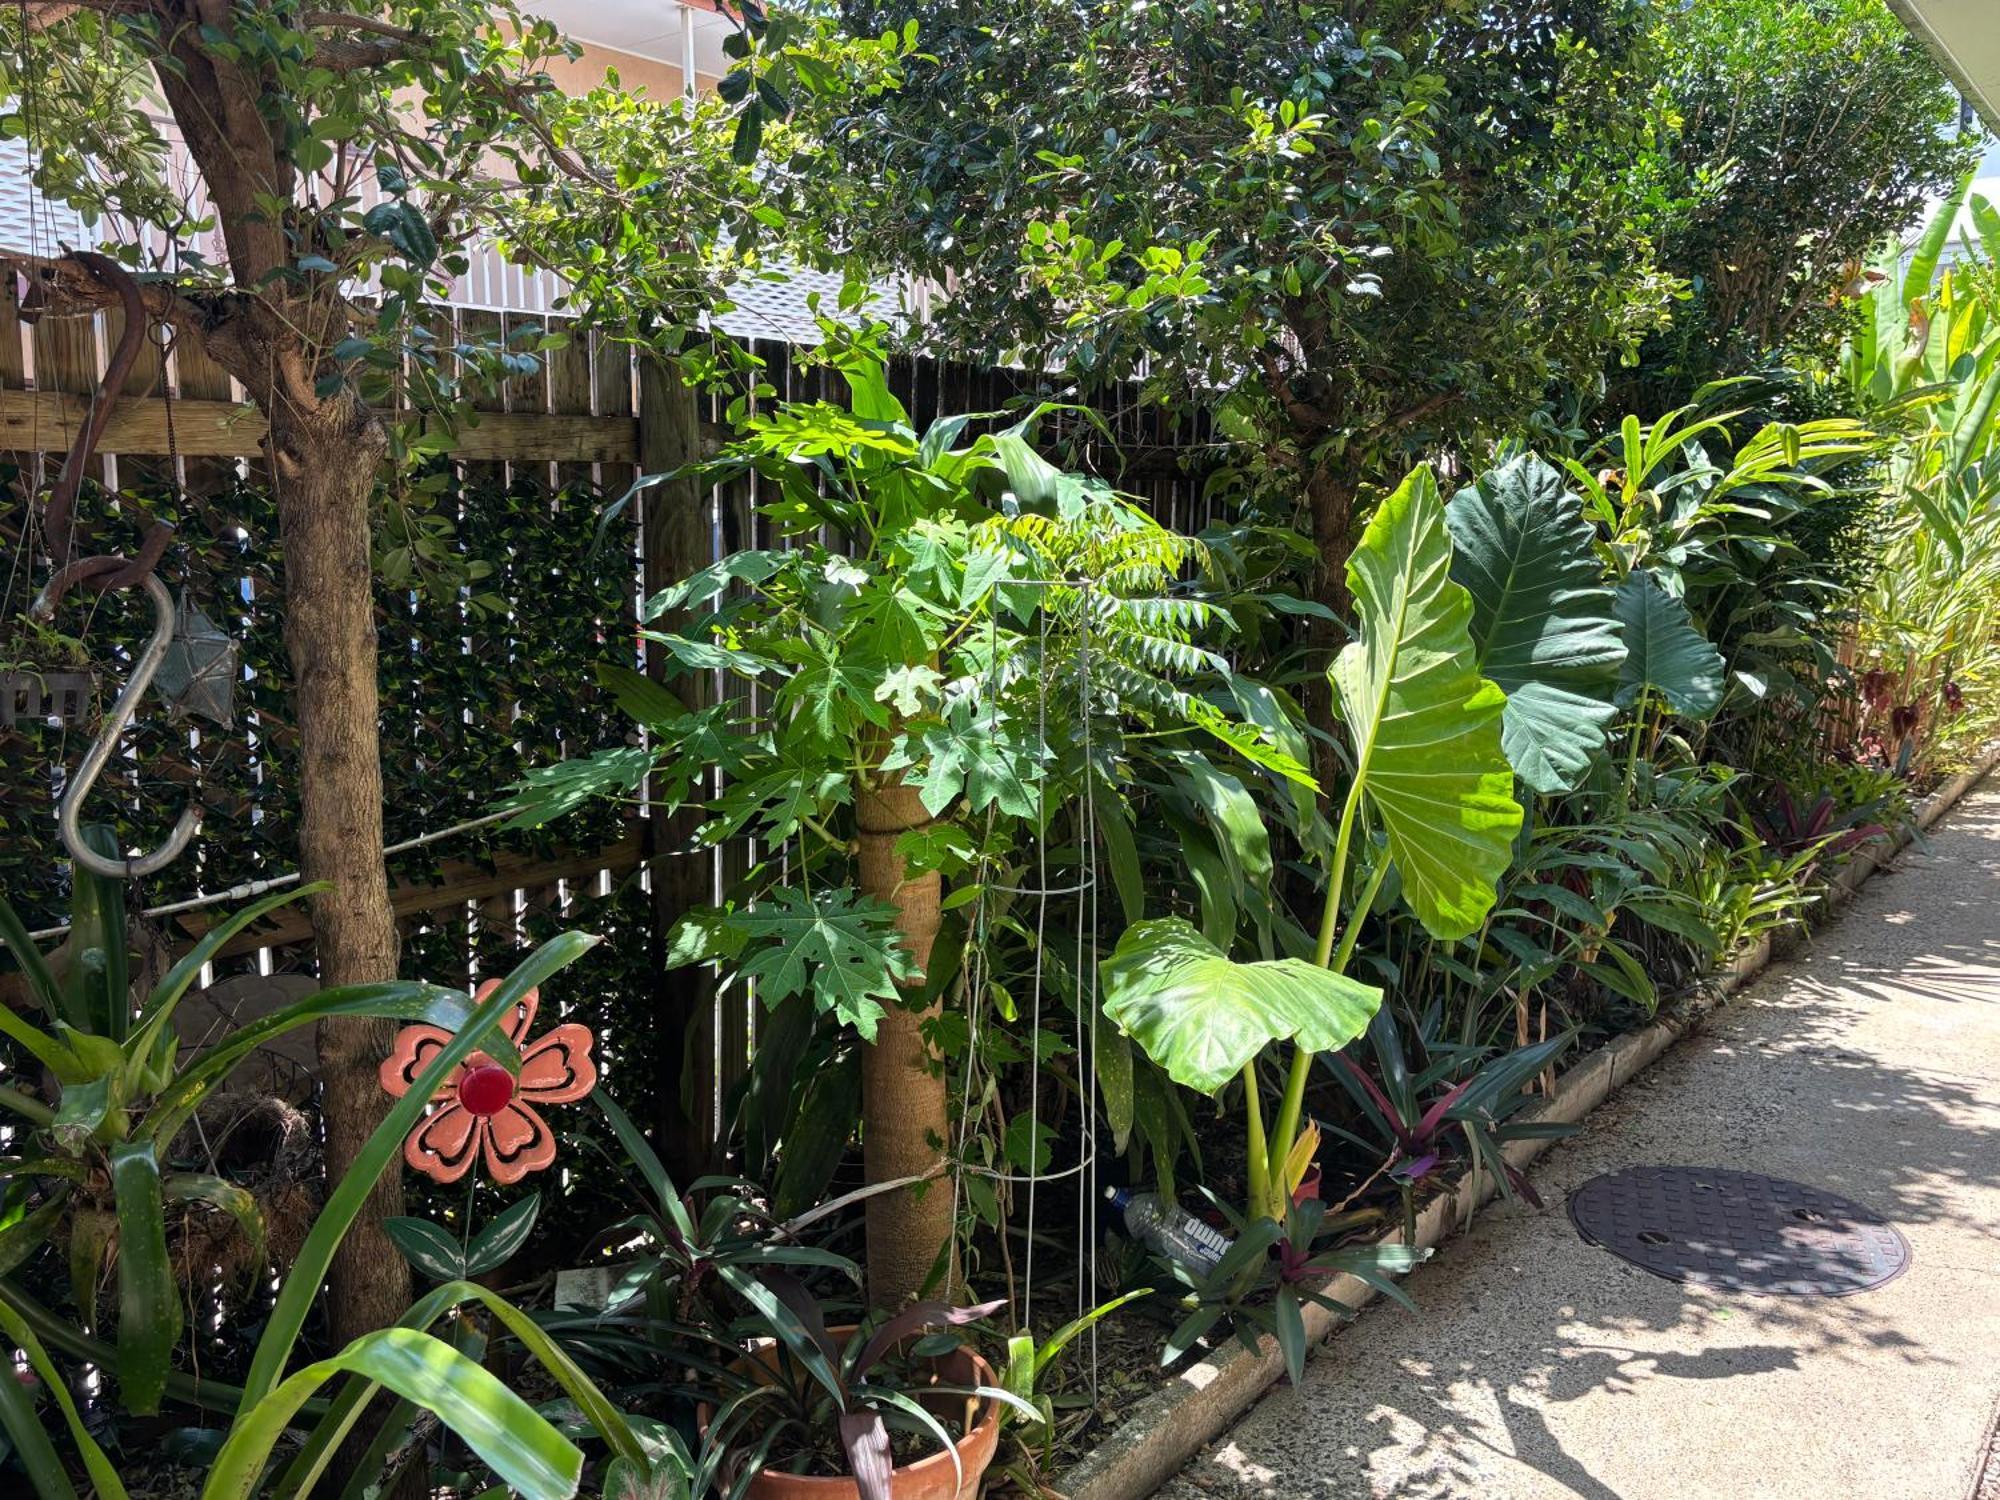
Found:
[1106,1186,1232,1276]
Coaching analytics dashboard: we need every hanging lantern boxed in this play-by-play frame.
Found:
[153,592,238,728]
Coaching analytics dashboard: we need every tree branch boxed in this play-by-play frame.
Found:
[20,0,145,28]
[296,7,614,190]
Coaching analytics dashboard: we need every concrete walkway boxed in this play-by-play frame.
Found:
[1164,783,2000,1500]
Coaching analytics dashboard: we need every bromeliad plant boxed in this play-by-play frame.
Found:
[1152,1195,1428,1386]
[701,1272,1033,1500]
[0,932,692,1500]
[0,866,510,1416]
[1103,464,1525,1227]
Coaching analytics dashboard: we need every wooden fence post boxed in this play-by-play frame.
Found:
[637,354,719,1175]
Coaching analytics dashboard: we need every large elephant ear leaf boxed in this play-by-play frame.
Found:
[1332,465,1522,941]
[1614,570,1725,719]
[1100,919,1382,1095]
[1446,453,1626,794]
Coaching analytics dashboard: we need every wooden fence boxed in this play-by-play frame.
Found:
[0,286,1216,1162]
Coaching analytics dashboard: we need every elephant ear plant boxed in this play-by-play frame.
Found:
[0,927,677,1500]
[1104,464,1523,1230]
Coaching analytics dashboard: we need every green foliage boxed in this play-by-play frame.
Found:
[1840,180,2000,775]
[729,888,920,1041]
[0,876,513,1410]
[822,0,1679,558]
[1446,454,1627,794]
[0,0,905,433]
[1151,1195,1428,1387]
[1614,571,1726,720]
[1100,919,1382,1096]
[1332,467,1522,941]
[500,349,1281,1185]
[1645,0,1981,384]
[996,1288,1152,1451]
[0,936,648,1500]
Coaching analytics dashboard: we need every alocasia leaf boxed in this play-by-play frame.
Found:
[1100,918,1382,1094]
[1446,453,1626,793]
[728,888,920,1040]
[1332,465,1522,940]
[1614,569,1725,719]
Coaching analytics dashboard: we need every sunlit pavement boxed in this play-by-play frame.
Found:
[1163,783,2000,1500]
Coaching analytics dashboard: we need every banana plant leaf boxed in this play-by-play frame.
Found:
[1332,465,1522,939]
[1446,454,1626,793]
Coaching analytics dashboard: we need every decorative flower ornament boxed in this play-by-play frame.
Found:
[380,980,597,1184]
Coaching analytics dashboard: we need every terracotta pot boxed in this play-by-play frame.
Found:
[706,1326,1002,1500]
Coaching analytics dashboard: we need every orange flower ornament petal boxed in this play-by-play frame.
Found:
[380,980,597,1184]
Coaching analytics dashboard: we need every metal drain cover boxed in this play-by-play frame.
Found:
[1567,1166,1910,1296]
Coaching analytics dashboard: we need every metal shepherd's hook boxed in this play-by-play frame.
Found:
[29,573,200,880]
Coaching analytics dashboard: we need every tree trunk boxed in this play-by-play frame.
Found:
[853,772,955,1310]
[266,408,411,1347]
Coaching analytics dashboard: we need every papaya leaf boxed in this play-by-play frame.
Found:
[729,888,919,1041]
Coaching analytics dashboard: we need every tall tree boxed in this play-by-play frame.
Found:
[1,0,881,1347]
[1640,0,1981,395]
[819,0,1678,652]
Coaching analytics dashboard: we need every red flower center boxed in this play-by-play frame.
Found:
[458,1063,516,1117]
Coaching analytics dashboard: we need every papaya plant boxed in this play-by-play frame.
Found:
[498,341,1300,1309]
[1103,464,1523,1226]
[0,932,687,1500]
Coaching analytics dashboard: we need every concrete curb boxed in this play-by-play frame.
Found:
[1055,741,2000,1500]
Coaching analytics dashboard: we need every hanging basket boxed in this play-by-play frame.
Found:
[1,668,94,729]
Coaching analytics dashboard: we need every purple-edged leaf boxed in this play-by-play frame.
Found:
[757,1269,842,1369]
[857,1385,966,1496]
[1413,1077,1477,1143]
[1336,1053,1414,1150]
[837,1410,893,1500]
[1388,1151,1440,1185]
[1828,823,1887,855]
[853,1299,1004,1379]
[1273,1287,1308,1384]
[1501,1160,1545,1209]
[716,1267,845,1408]
[1312,1243,1428,1311]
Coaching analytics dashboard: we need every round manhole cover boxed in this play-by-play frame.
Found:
[1567,1166,1910,1296]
